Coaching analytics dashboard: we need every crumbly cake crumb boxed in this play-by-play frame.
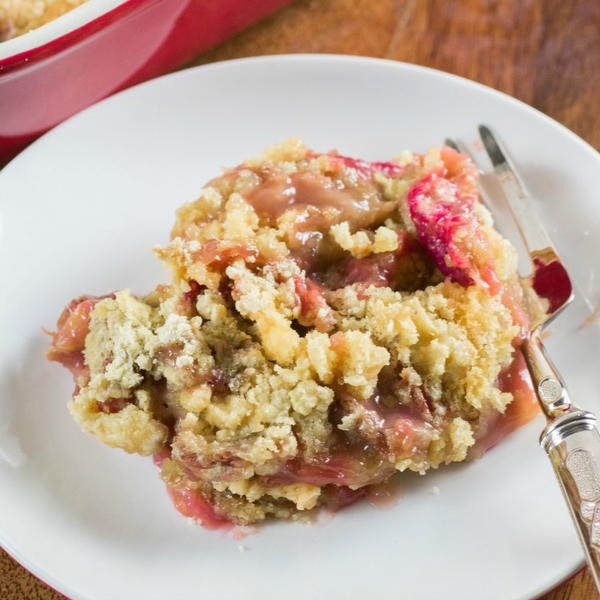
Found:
[47,139,536,526]
[0,0,86,40]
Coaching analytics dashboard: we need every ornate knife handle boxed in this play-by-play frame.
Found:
[541,411,600,588]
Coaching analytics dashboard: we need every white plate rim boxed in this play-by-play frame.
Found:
[1,53,599,600]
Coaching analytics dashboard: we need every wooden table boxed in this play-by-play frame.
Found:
[1,0,599,598]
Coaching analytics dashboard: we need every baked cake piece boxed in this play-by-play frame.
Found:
[47,140,539,527]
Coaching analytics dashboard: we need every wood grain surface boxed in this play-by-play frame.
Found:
[1,0,599,598]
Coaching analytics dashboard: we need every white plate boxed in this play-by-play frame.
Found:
[1,55,599,600]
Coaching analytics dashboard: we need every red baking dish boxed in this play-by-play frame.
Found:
[0,0,290,162]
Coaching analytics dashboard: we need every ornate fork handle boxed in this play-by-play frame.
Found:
[542,409,600,585]
[523,331,600,588]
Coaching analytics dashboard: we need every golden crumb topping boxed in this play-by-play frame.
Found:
[0,0,86,40]
[47,139,535,526]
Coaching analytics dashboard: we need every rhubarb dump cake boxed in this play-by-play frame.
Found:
[46,140,539,528]
[0,0,85,41]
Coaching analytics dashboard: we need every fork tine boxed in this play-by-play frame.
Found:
[478,125,558,259]
[446,137,489,175]
[444,138,460,152]
[447,129,573,323]
[477,124,574,322]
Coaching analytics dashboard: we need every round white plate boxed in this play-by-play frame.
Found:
[1,55,599,600]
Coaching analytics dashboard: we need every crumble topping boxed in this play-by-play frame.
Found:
[0,0,86,40]
[47,139,537,526]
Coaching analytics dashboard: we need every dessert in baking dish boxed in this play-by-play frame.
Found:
[0,0,86,40]
[46,140,539,527]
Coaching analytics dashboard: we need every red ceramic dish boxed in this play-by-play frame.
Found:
[0,0,290,162]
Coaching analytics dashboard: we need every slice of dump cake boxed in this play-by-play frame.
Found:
[46,140,539,527]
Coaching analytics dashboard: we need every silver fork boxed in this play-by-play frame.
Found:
[447,125,600,591]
